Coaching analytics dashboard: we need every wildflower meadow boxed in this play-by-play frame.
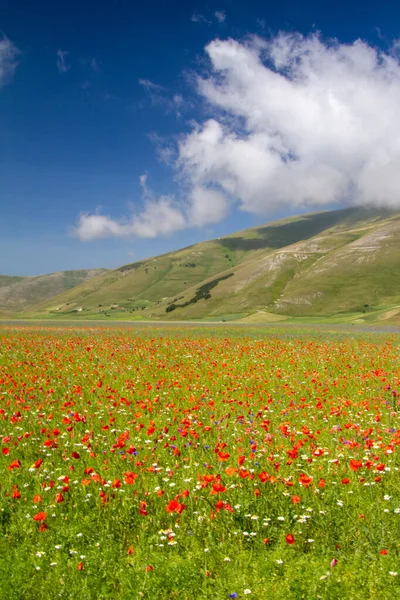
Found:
[0,326,399,599]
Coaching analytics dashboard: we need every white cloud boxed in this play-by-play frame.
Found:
[191,13,209,24]
[178,33,400,213]
[76,32,400,241]
[0,37,19,87]
[138,78,164,91]
[188,186,229,226]
[75,198,186,241]
[215,11,226,23]
[56,50,70,73]
[74,176,187,241]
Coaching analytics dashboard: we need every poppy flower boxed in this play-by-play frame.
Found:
[350,460,363,471]
[291,495,301,504]
[211,482,227,495]
[139,501,148,516]
[217,451,230,461]
[166,499,186,514]
[12,486,21,499]
[299,473,313,488]
[286,534,295,545]
[8,459,21,471]
[33,512,47,522]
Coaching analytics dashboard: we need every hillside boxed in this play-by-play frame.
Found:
[0,269,108,312]
[23,206,400,323]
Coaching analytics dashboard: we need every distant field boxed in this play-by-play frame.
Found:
[1,326,400,599]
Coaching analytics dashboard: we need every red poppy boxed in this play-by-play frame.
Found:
[286,534,295,544]
[33,511,47,522]
[350,460,363,471]
[299,473,313,488]
[258,471,270,483]
[380,549,388,555]
[210,482,227,494]
[217,451,230,461]
[55,493,64,503]
[8,459,21,471]
[12,486,21,499]
[139,501,148,516]
[291,495,301,504]
[166,499,186,514]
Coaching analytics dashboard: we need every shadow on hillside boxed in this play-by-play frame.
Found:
[218,207,396,252]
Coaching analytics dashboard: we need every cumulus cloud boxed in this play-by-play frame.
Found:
[76,32,400,241]
[75,198,186,241]
[0,36,19,87]
[74,175,187,241]
[179,33,400,213]
[188,186,229,226]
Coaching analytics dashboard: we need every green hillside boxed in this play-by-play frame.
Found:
[21,206,400,323]
[0,269,108,312]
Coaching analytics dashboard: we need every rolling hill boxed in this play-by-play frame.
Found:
[0,269,108,313]
[21,206,400,323]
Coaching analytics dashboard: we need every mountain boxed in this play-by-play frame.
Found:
[20,207,400,323]
[0,269,108,312]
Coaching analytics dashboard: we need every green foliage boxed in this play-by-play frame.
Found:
[166,273,234,312]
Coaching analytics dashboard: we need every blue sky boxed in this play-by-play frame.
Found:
[1,0,400,275]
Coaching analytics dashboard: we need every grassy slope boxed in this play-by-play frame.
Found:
[0,269,108,311]
[23,206,400,322]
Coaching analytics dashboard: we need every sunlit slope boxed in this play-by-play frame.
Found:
[0,269,108,311]
[28,238,257,316]
[142,207,400,320]
[27,206,400,320]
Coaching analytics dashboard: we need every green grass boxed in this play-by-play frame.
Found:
[11,206,400,324]
[1,325,400,599]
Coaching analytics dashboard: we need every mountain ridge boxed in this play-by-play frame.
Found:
[0,269,109,312]
[7,206,400,324]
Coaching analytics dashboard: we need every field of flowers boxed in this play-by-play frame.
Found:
[0,325,400,599]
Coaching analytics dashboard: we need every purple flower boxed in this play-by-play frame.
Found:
[229,594,238,599]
